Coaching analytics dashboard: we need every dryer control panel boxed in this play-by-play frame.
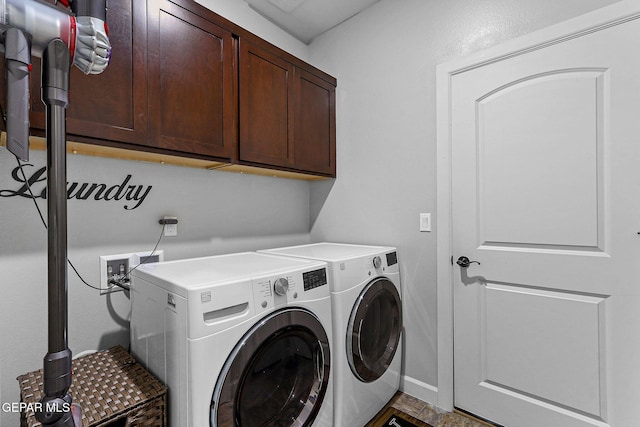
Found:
[386,251,398,266]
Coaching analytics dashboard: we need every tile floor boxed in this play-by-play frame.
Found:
[375,392,496,427]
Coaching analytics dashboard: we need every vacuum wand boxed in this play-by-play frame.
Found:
[38,39,75,427]
[0,0,111,425]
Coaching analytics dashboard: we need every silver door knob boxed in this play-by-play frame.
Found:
[456,256,480,268]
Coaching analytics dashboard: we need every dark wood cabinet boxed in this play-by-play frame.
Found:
[146,0,236,159]
[293,67,336,176]
[239,39,336,176]
[239,39,294,168]
[1,0,335,178]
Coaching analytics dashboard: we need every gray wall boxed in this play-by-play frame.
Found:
[0,0,623,424]
[0,4,311,424]
[307,0,620,401]
[195,0,309,59]
[0,148,312,425]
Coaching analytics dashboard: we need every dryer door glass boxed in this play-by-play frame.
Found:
[347,277,402,382]
[212,308,331,427]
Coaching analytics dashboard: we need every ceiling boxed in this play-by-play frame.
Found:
[244,0,381,44]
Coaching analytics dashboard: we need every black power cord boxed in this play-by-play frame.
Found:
[2,90,105,292]
[14,157,103,291]
[108,223,166,291]
[2,103,165,293]
[13,156,168,293]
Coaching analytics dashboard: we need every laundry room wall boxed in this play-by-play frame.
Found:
[0,3,311,424]
[194,0,309,59]
[306,0,620,405]
[0,148,312,424]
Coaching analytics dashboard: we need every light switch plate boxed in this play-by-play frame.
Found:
[420,213,431,232]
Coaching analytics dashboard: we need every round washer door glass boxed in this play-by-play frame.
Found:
[347,277,402,382]
[212,308,330,427]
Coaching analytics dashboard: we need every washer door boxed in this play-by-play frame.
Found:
[211,308,330,427]
[347,277,402,382]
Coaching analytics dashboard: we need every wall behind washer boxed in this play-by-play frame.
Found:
[0,147,312,425]
[0,4,313,424]
[307,0,620,404]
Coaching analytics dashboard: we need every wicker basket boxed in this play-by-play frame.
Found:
[17,346,167,427]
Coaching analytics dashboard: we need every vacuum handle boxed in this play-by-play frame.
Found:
[4,27,31,160]
[72,0,108,22]
[71,0,111,75]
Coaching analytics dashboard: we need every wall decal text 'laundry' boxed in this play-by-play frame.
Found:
[0,165,152,210]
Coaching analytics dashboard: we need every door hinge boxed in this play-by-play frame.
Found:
[451,255,454,265]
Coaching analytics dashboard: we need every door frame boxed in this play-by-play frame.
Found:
[435,0,640,412]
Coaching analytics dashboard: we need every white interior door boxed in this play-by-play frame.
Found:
[449,8,640,427]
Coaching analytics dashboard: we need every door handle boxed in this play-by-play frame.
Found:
[456,256,480,268]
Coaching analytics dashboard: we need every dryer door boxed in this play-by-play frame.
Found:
[347,277,402,382]
[211,308,330,427]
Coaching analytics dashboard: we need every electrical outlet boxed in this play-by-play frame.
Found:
[99,250,164,294]
[161,216,178,237]
[164,223,177,237]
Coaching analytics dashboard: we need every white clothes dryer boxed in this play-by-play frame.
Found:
[130,252,333,427]
[260,243,402,427]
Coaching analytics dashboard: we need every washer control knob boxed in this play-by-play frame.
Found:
[372,256,382,269]
[274,277,289,296]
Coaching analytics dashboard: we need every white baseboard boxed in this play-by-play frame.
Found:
[399,375,439,408]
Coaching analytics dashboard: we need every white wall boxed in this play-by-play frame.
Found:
[0,3,311,424]
[307,0,620,404]
[1,0,624,423]
[195,0,310,60]
[0,148,311,425]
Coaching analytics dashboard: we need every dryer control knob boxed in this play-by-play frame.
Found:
[372,256,382,269]
[274,278,289,296]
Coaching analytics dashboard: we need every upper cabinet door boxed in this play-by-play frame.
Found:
[146,0,236,159]
[27,0,147,144]
[239,39,294,168]
[238,39,336,176]
[293,68,336,177]
[0,0,335,178]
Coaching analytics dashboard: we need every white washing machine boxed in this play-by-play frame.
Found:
[130,252,333,427]
[260,243,402,427]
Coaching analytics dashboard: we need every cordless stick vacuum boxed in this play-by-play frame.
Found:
[0,1,111,425]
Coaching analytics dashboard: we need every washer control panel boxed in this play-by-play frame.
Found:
[253,264,329,313]
[303,268,327,291]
